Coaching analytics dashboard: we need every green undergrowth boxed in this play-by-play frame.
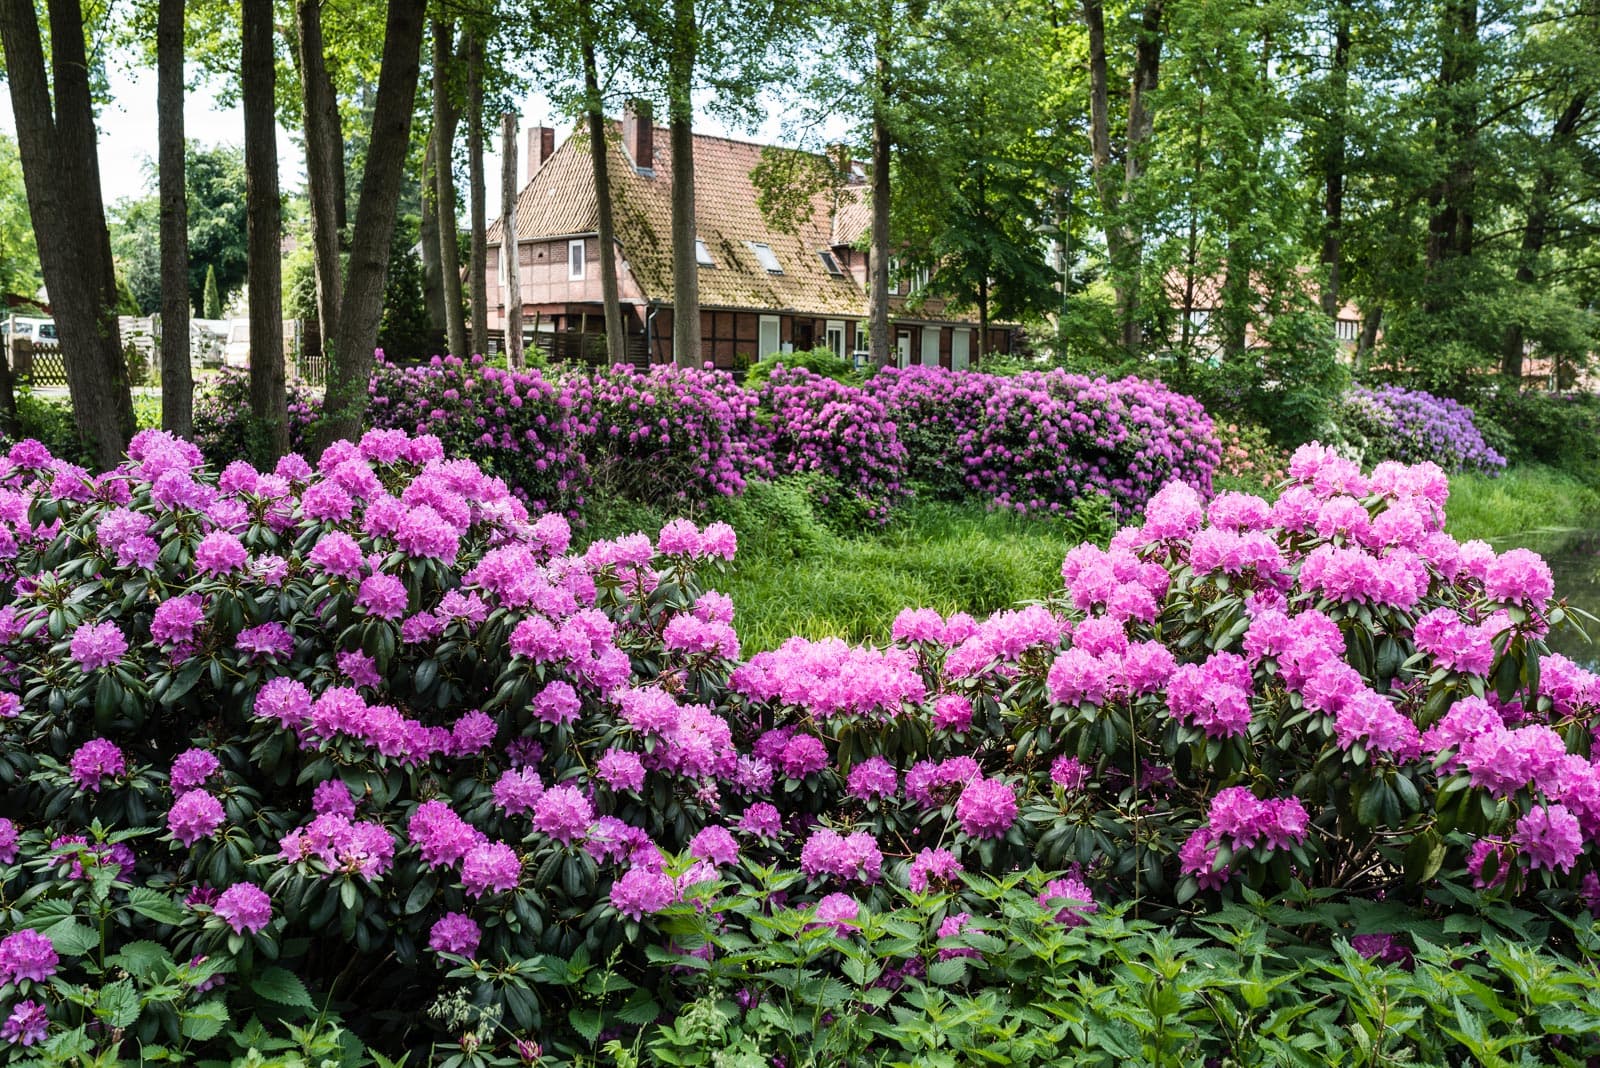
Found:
[581,479,1110,653]
[1446,464,1600,543]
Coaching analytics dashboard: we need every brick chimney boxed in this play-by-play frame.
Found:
[622,100,654,176]
[525,126,555,176]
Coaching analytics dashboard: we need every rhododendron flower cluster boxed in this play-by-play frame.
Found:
[1341,384,1506,474]
[1,429,1596,1055]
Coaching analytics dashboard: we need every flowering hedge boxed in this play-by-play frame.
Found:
[0,427,1594,1059]
[1340,384,1506,474]
[755,366,908,525]
[195,358,1221,527]
[864,365,1220,518]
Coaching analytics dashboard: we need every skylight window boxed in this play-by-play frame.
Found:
[696,239,714,267]
[748,242,783,274]
[818,250,843,276]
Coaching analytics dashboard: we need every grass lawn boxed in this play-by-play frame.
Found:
[577,464,1600,656]
[1445,464,1600,543]
[583,482,1099,653]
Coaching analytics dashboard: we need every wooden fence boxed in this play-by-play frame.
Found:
[8,338,67,386]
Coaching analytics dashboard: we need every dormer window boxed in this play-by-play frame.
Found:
[818,250,843,276]
[696,239,714,267]
[748,242,783,274]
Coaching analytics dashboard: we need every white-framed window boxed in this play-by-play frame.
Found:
[567,239,587,281]
[1335,318,1360,342]
[887,257,900,295]
[825,320,845,357]
[748,242,783,274]
[920,325,940,366]
[758,315,782,358]
[819,250,843,276]
[853,322,870,362]
[696,238,714,267]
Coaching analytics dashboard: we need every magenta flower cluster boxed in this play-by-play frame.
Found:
[2,423,1596,1050]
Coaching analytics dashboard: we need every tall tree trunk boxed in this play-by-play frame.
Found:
[1319,2,1351,318]
[1083,0,1134,355]
[1500,92,1588,381]
[157,0,192,438]
[1118,0,1164,355]
[0,0,135,469]
[866,20,892,369]
[466,30,489,356]
[1356,304,1382,373]
[296,0,343,384]
[244,0,287,458]
[314,0,426,450]
[582,29,627,365]
[501,111,524,369]
[669,0,701,367]
[420,135,447,333]
[1425,0,1478,314]
[432,19,467,358]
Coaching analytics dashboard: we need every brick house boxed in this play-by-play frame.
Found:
[485,103,1016,371]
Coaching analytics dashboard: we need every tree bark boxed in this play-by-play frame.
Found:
[0,0,135,469]
[157,0,192,438]
[314,0,426,450]
[1319,2,1351,318]
[432,19,467,359]
[297,0,344,369]
[866,21,892,369]
[582,28,627,366]
[1083,0,1131,355]
[501,111,524,369]
[669,0,701,367]
[466,30,489,356]
[244,0,287,458]
[1425,0,1479,304]
[1500,91,1589,381]
[420,135,447,333]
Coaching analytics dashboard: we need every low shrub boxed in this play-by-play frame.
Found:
[635,879,1600,1066]
[191,366,319,466]
[1476,387,1600,484]
[756,366,908,527]
[963,369,1219,518]
[864,365,1221,520]
[1339,384,1506,475]
[3,430,1598,1060]
[365,353,594,515]
[574,363,771,508]
[740,348,860,392]
[1212,419,1288,495]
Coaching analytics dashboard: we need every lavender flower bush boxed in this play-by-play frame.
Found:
[0,427,1595,1059]
[1341,384,1507,475]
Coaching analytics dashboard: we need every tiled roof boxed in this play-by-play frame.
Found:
[490,124,874,318]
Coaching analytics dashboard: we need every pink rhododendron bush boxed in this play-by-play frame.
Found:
[202,355,1222,527]
[0,431,1597,1059]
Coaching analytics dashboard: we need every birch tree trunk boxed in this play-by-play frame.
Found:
[501,111,524,369]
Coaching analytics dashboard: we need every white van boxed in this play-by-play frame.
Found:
[2,317,57,343]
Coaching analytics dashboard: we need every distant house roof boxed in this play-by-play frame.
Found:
[490,123,912,320]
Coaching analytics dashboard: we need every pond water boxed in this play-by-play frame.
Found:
[1498,524,1600,670]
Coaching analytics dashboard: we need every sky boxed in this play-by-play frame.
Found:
[0,54,829,221]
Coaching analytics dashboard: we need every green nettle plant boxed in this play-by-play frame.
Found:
[1,428,1599,1064]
